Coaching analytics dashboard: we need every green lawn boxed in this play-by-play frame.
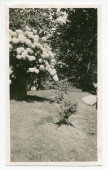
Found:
[10,88,97,162]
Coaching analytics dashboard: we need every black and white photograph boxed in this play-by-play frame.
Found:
[7,4,101,165]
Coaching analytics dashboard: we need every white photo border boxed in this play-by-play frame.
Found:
[6,4,102,166]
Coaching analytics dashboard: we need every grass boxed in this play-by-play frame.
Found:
[10,88,97,162]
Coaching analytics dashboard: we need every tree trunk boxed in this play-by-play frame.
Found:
[10,74,27,100]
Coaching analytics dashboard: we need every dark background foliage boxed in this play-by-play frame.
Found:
[51,8,97,91]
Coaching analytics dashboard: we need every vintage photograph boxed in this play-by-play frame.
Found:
[8,5,101,165]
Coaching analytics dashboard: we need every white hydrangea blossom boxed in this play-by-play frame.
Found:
[39,65,44,70]
[33,35,39,42]
[18,34,26,43]
[27,56,36,61]
[25,31,30,36]
[47,67,52,73]
[21,51,28,59]
[9,29,13,34]
[9,67,13,75]
[42,47,47,53]
[9,79,11,84]
[49,69,56,76]
[53,74,59,81]
[20,47,25,52]
[12,38,18,44]
[25,39,32,46]
[16,55,22,59]
[51,64,55,69]
[11,31,17,38]
[31,44,36,49]
[41,52,49,59]
[42,37,47,42]
[9,44,12,50]
[48,51,54,58]
[33,29,37,34]
[16,29,23,34]
[25,26,31,31]
[26,48,33,54]
[38,58,43,63]
[17,48,22,54]
[28,68,35,72]
[56,12,68,24]
[45,60,49,66]
[34,68,39,74]
[51,59,56,64]
[34,43,43,50]
[27,32,34,39]
[9,38,13,43]
[28,67,39,74]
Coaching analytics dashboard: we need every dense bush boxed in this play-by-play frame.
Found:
[9,26,58,99]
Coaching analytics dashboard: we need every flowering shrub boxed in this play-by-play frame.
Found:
[9,26,59,85]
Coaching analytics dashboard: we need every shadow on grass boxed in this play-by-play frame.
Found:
[55,119,75,127]
[25,95,55,103]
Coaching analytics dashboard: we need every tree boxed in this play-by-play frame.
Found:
[51,8,97,91]
[9,8,59,37]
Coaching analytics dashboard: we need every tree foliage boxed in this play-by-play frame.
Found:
[9,8,58,37]
[51,8,97,91]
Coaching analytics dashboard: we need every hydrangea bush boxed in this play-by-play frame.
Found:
[9,26,58,99]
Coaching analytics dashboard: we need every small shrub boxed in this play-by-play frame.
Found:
[54,91,64,104]
[58,98,78,125]
[55,88,78,126]
[54,78,70,92]
[52,78,71,103]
